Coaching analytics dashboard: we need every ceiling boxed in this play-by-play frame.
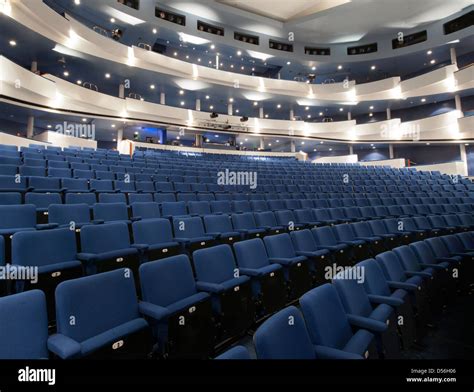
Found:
[212,0,473,43]
[216,0,351,23]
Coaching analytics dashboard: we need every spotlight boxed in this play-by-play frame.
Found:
[210,112,219,119]
[111,29,123,41]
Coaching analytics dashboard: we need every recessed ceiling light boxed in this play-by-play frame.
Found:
[152,28,157,34]
[110,18,115,23]
[337,65,343,70]
[9,40,16,46]
[105,73,111,78]
[63,71,69,76]
[427,50,432,55]
[150,84,155,89]
[371,65,376,70]
[76,80,82,85]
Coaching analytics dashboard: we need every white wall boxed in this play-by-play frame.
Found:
[34,131,97,149]
[413,161,468,176]
[119,140,306,160]
[0,132,50,149]
[312,155,358,164]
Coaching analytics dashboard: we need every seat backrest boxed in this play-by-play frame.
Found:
[132,218,174,245]
[426,237,449,257]
[55,269,140,343]
[375,251,407,282]
[193,244,237,284]
[254,306,315,360]
[162,201,187,216]
[254,211,278,227]
[357,259,392,297]
[188,201,211,215]
[154,193,176,203]
[203,214,234,234]
[98,193,127,204]
[65,192,96,205]
[24,193,61,209]
[173,216,206,239]
[232,212,257,230]
[12,228,77,267]
[312,226,338,246]
[93,202,129,222]
[264,233,297,258]
[333,269,374,318]
[80,222,131,253]
[234,238,270,269]
[333,224,355,241]
[299,284,354,350]
[393,245,421,272]
[139,255,198,307]
[0,290,49,359]
[131,202,161,219]
[0,204,36,229]
[290,229,317,252]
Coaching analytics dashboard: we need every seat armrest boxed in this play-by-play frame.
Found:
[367,294,404,307]
[422,263,448,270]
[132,244,148,252]
[387,280,419,291]
[138,301,171,321]
[347,314,387,333]
[77,253,97,263]
[47,334,82,359]
[196,281,225,294]
[314,345,363,360]
[91,219,104,224]
[268,257,295,266]
[405,270,432,278]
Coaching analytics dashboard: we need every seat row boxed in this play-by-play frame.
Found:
[2,229,473,360]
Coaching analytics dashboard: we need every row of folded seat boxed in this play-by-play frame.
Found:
[2,174,473,196]
[218,233,474,360]
[2,228,473,360]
